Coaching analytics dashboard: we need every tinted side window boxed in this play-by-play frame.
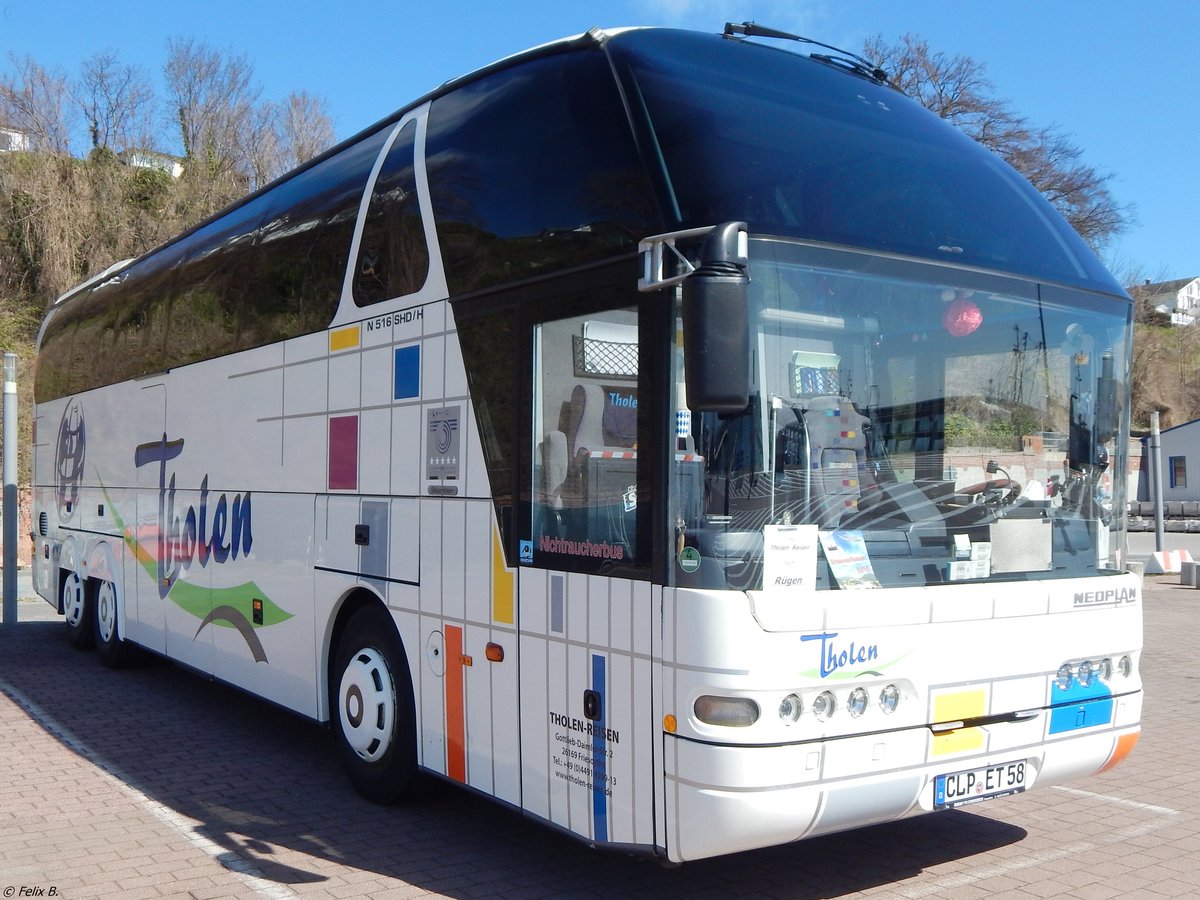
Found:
[36,244,187,402]
[249,128,390,339]
[36,127,389,402]
[457,306,517,549]
[455,271,651,573]
[529,308,644,574]
[426,49,655,296]
[169,191,273,369]
[354,120,429,304]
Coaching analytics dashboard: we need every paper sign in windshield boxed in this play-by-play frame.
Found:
[763,524,819,592]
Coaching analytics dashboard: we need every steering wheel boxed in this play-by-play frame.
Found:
[957,478,1018,506]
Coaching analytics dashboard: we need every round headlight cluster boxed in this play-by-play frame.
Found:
[812,691,836,721]
[775,684,902,724]
[779,693,803,723]
[1057,656,1130,690]
[847,687,869,718]
[879,684,901,714]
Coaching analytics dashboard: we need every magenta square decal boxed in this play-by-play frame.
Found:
[328,415,359,490]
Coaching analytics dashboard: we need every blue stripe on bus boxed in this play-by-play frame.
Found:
[394,345,420,399]
[591,653,608,842]
[1049,675,1114,734]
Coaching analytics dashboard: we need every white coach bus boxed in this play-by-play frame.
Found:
[31,24,1141,862]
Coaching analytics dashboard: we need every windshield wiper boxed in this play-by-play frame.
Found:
[723,21,889,84]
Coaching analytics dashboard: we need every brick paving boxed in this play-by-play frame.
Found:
[0,578,1197,899]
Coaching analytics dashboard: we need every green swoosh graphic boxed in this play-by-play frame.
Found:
[100,482,294,634]
[797,653,910,681]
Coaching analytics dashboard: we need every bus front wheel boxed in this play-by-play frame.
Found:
[62,569,93,650]
[331,605,418,804]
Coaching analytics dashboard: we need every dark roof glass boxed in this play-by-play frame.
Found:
[606,28,1124,295]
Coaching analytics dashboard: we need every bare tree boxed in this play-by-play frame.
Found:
[279,91,335,168]
[244,91,336,189]
[0,54,75,154]
[864,34,1132,251]
[243,99,282,190]
[75,51,156,153]
[163,37,260,178]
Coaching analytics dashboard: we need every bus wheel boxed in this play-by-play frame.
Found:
[62,569,94,650]
[331,605,417,804]
[93,578,132,669]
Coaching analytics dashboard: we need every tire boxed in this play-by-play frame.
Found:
[93,578,133,669]
[330,605,418,804]
[61,569,94,650]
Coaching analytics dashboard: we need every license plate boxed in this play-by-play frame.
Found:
[934,760,1027,809]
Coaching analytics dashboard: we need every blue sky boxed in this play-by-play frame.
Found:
[2,0,1195,282]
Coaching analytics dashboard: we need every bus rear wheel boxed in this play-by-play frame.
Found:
[93,578,133,669]
[62,569,93,650]
[331,605,418,804]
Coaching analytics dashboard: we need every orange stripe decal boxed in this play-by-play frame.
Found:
[1097,730,1140,774]
[445,624,467,783]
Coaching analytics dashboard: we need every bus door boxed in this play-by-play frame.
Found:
[516,304,658,849]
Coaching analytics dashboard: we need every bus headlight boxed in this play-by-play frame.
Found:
[1077,660,1096,687]
[847,687,869,718]
[779,693,803,724]
[694,695,759,727]
[812,691,836,721]
[1056,664,1074,690]
[879,684,900,714]
[1118,655,1133,678]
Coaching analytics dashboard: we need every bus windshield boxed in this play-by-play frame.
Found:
[673,240,1132,592]
[611,28,1121,294]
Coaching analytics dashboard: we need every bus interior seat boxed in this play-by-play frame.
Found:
[540,382,630,511]
[538,430,568,507]
[782,396,868,528]
[563,383,608,457]
[801,396,869,527]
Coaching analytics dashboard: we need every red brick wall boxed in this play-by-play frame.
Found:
[0,488,33,567]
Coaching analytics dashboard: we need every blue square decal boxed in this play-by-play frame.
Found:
[394,346,420,399]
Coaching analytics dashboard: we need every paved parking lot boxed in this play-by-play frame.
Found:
[1,577,1197,899]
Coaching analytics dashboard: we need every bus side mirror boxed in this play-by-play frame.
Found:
[682,222,750,413]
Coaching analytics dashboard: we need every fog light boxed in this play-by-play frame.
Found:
[812,691,836,721]
[694,695,759,727]
[880,684,900,714]
[779,693,803,724]
[847,687,869,718]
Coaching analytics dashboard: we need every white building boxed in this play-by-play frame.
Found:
[0,123,32,153]
[118,149,184,179]
[1135,277,1200,326]
[1136,418,1200,502]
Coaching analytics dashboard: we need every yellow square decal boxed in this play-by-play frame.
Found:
[329,326,360,353]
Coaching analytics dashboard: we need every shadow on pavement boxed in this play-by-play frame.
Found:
[0,620,1026,897]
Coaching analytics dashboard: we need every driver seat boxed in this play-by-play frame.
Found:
[802,396,870,527]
